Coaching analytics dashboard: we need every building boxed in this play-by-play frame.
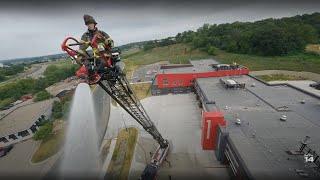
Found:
[151,59,249,95]
[194,76,320,179]
[150,59,320,179]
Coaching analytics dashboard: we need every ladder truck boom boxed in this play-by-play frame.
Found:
[61,35,169,180]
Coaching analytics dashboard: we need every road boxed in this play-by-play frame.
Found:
[0,82,111,179]
[0,99,33,119]
[0,139,60,179]
[0,63,48,86]
[26,64,48,79]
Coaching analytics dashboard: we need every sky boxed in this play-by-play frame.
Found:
[0,0,320,60]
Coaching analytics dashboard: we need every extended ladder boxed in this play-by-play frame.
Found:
[97,73,168,148]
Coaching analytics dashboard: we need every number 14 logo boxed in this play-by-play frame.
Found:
[304,154,314,163]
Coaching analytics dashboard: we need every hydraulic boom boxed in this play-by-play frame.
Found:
[61,36,169,179]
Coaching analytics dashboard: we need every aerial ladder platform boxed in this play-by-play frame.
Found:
[61,35,169,180]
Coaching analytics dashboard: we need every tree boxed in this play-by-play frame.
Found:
[34,90,52,102]
[207,46,217,55]
[175,12,320,56]
[52,101,63,119]
[0,74,6,82]
[33,122,53,140]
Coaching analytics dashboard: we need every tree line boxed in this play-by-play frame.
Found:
[0,64,26,82]
[145,13,320,56]
[0,62,78,108]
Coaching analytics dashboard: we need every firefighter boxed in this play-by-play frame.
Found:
[76,14,114,76]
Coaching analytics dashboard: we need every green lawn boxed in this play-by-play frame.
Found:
[124,43,209,65]
[31,129,65,163]
[214,49,320,73]
[106,127,138,180]
[131,83,152,100]
[123,43,210,78]
[256,74,307,82]
[122,43,320,75]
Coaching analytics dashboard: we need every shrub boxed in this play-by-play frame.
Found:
[207,46,217,55]
[33,122,53,141]
[34,90,52,102]
[0,97,14,109]
[51,101,63,119]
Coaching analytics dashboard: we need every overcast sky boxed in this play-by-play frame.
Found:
[0,0,320,60]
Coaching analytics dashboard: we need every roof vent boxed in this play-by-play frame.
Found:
[251,83,256,87]
[235,118,241,125]
[300,99,306,104]
[280,114,287,121]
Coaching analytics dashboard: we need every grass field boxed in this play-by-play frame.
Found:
[131,83,152,100]
[106,127,138,180]
[214,49,320,73]
[120,43,320,99]
[122,43,320,77]
[123,43,210,78]
[31,129,65,163]
[256,74,307,82]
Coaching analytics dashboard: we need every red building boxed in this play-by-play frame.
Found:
[151,60,249,95]
[156,68,249,89]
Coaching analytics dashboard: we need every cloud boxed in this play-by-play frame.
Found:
[0,1,319,60]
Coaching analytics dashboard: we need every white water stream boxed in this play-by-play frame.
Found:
[60,83,100,179]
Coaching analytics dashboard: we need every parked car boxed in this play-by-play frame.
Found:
[0,145,14,157]
[309,82,320,90]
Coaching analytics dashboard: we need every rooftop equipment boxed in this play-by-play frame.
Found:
[220,78,245,89]
[280,115,287,121]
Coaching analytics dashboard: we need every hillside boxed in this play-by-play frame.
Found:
[122,43,210,77]
[121,12,320,74]
[122,43,320,74]
[143,13,320,57]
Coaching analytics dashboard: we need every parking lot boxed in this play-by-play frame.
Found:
[0,139,59,179]
[131,62,169,83]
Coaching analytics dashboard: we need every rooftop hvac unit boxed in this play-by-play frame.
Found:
[220,78,245,89]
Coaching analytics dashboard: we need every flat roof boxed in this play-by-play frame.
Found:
[0,99,54,137]
[195,75,320,179]
[159,59,219,74]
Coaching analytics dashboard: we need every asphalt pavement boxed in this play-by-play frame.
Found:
[0,139,59,179]
[104,94,230,179]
